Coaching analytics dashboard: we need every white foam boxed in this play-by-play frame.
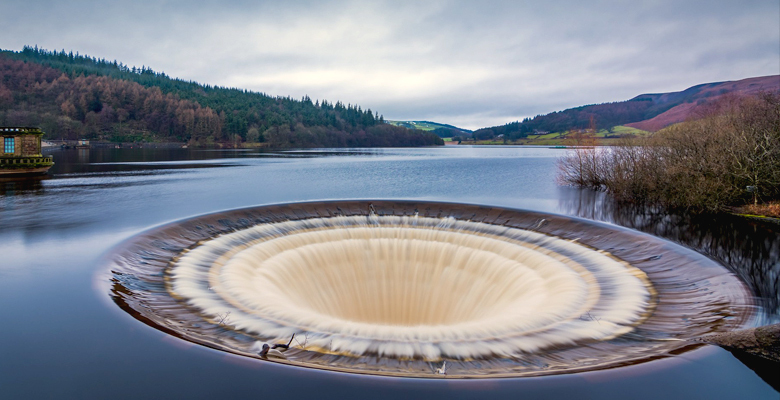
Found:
[170,215,651,360]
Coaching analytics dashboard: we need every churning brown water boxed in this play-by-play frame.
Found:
[109,200,754,377]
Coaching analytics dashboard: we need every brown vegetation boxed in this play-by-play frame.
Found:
[558,93,780,213]
[625,102,697,132]
[626,75,780,132]
[734,202,780,219]
[0,56,222,143]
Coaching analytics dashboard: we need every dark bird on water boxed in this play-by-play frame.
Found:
[272,333,295,350]
[257,334,296,359]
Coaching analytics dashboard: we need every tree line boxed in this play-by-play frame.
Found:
[0,46,442,147]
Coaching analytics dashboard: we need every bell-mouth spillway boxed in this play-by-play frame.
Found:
[105,200,754,378]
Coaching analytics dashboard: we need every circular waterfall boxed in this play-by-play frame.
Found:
[106,201,753,377]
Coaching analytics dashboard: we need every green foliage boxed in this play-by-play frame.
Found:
[0,46,442,147]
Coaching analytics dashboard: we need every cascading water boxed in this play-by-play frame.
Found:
[107,201,754,377]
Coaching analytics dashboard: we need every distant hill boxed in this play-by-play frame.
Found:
[387,120,471,132]
[474,75,780,140]
[625,75,780,131]
[0,46,443,147]
[387,120,471,138]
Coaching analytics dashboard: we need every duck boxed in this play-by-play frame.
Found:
[258,343,287,359]
[255,334,296,359]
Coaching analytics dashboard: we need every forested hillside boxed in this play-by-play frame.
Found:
[473,100,654,140]
[474,75,779,141]
[0,46,442,147]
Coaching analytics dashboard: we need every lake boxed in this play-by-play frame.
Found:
[0,146,777,399]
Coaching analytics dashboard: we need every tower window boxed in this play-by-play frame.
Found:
[3,137,14,153]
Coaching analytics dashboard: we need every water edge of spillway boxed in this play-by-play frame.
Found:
[105,200,754,378]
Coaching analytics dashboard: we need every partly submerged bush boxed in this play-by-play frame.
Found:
[558,93,780,212]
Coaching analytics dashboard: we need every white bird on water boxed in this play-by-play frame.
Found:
[436,361,447,375]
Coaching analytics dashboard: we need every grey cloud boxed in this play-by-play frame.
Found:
[1,0,778,129]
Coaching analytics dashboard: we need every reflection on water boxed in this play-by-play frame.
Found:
[0,176,48,196]
[560,189,780,325]
[48,147,246,175]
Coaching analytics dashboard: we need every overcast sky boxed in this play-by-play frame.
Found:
[2,1,778,129]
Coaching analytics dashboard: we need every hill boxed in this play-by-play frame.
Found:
[0,46,443,147]
[474,75,780,141]
[386,120,472,138]
[625,75,780,131]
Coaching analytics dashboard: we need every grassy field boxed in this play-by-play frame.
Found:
[491,126,652,146]
[440,126,652,146]
[609,125,649,136]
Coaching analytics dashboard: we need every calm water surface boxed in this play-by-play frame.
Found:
[0,146,777,399]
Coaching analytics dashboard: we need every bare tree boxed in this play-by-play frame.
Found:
[557,93,780,212]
